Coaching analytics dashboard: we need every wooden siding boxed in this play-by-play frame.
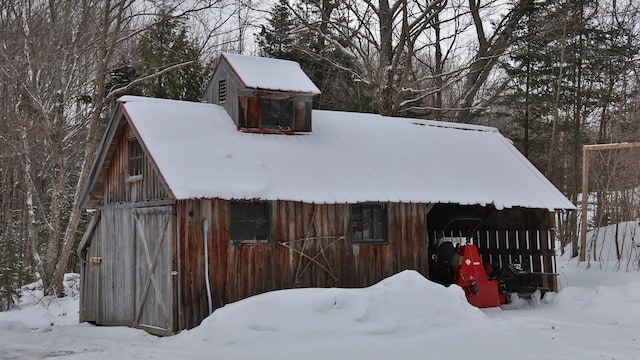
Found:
[293,100,312,131]
[102,126,169,205]
[176,200,429,330]
[203,63,241,125]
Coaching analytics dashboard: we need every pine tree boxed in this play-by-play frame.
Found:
[257,0,297,59]
[135,8,211,101]
[495,0,558,165]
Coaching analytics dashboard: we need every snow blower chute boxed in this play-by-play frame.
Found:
[452,243,501,308]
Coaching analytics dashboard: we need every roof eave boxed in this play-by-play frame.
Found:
[223,54,321,95]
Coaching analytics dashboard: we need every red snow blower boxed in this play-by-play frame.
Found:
[452,243,502,308]
[430,218,534,308]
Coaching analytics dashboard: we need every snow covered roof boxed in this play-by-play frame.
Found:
[112,96,574,210]
[222,53,320,94]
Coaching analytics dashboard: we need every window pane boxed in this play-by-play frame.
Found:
[230,203,244,240]
[230,221,244,241]
[245,219,256,241]
[261,98,292,129]
[352,204,386,243]
[256,219,270,240]
[271,99,280,118]
[373,206,382,222]
[128,139,143,177]
[362,226,370,240]
[230,201,270,243]
[231,202,242,220]
[373,222,383,239]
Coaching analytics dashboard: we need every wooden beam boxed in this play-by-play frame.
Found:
[580,147,589,261]
[583,142,640,151]
[580,141,640,261]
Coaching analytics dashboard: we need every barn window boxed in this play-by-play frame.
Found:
[128,138,143,179]
[218,79,227,103]
[230,201,270,243]
[260,98,293,129]
[351,203,387,243]
[238,96,293,130]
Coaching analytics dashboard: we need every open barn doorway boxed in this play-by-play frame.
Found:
[427,204,489,286]
[426,204,559,294]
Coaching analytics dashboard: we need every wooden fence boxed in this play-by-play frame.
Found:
[431,229,557,291]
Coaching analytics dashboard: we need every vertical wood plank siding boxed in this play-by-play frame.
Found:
[102,128,168,205]
[176,200,430,330]
[203,65,240,124]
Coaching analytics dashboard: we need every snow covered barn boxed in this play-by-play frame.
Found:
[77,53,575,335]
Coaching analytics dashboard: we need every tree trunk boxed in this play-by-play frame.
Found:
[378,0,394,116]
[458,0,530,123]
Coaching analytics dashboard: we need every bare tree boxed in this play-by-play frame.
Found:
[0,0,239,297]
[286,0,534,120]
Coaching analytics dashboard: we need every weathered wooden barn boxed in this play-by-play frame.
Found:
[77,53,575,336]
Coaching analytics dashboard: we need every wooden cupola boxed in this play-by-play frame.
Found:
[202,53,320,133]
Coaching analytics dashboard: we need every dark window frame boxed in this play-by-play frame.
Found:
[260,98,293,130]
[127,138,143,180]
[230,201,271,244]
[351,203,388,244]
[238,96,294,131]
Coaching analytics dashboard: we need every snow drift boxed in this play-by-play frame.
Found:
[173,270,488,347]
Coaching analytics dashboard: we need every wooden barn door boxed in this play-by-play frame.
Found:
[79,211,101,323]
[133,206,175,336]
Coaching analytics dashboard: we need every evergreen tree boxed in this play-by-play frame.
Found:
[106,61,142,98]
[135,8,211,101]
[257,0,297,59]
[495,0,559,165]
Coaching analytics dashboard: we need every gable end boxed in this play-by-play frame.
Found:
[81,105,174,209]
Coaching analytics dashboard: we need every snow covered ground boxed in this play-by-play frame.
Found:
[1,252,639,359]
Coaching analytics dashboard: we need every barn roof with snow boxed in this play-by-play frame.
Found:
[82,94,574,210]
[214,52,320,94]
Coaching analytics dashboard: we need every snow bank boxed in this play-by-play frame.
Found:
[584,220,640,270]
[2,269,640,359]
[546,281,640,324]
[172,270,487,347]
[0,273,79,332]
